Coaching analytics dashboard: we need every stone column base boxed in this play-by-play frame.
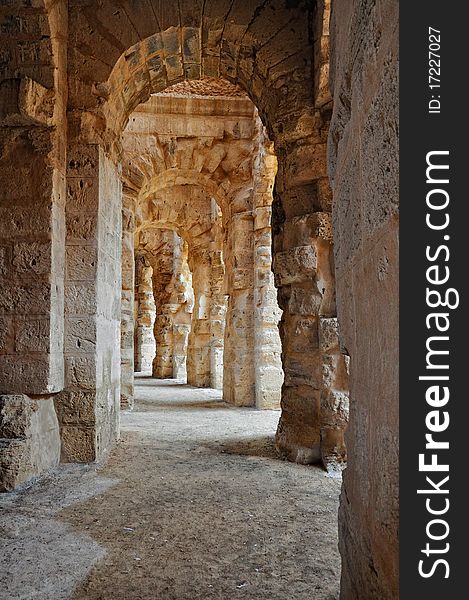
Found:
[0,395,61,492]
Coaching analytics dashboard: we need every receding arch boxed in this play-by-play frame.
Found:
[66,1,314,150]
[138,170,229,220]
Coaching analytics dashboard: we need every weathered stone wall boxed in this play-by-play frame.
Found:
[57,146,121,462]
[0,1,67,395]
[329,0,399,597]
[0,1,67,488]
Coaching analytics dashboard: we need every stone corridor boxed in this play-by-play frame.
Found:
[0,376,341,600]
[0,1,399,596]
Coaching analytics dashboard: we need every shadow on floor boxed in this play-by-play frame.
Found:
[136,399,228,411]
[205,435,281,460]
[133,375,189,385]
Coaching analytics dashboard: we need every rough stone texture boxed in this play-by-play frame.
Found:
[329,1,399,598]
[0,394,60,491]
[159,77,247,98]
[0,0,68,398]
[57,146,122,463]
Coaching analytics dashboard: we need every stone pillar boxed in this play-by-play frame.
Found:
[134,258,156,373]
[150,241,174,379]
[268,88,350,469]
[0,85,65,397]
[187,249,212,387]
[209,249,226,390]
[170,244,193,381]
[139,230,192,380]
[252,138,284,410]
[56,144,122,463]
[172,322,190,379]
[0,3,67,489]
[120,195,135,408]
[223,210,256,406]
[274,205,343,466]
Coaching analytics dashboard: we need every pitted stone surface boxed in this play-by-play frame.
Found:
[158,77,247,98]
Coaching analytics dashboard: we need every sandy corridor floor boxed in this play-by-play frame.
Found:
[1,376,341,600]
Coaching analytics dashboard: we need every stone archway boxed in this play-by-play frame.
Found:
[0,3,399,598]
[136,186,225,392]
[65,7,341,465]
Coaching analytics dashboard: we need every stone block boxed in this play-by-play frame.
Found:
[64,355,96,390]
[319,317,340,353]
[0,354,57,395]
[64,317,96,353]
[289,317,319,353]
[254,206,271,230]
[202,54,220,78]
[64,282,96,315]
[273,245,318,286]
[66,245,97,282]
[0,207,50,238]
[0,282,51,316]
[165,55,184,83]
[283,351,322,388]
[182,27,200,62]
[0,394,60,492]
[66,213,97,241]
[67,144,99,178]
[60,425,96,463]
[275,385,321,464]
[288,285,322,316]
[162,27,181,56]
[12,241,51,274]
[66,177,99,213]
[54,389,96,426]
[286,144,327,187]
[15,318,50,352]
